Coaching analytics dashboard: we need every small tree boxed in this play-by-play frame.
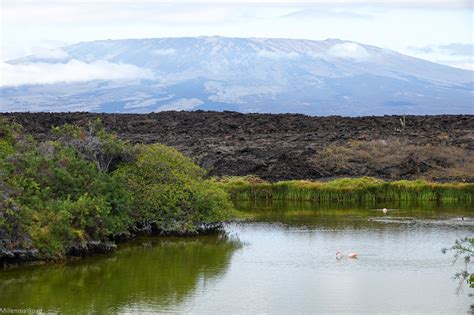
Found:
[53,119,135,173]
[442,237,474,295]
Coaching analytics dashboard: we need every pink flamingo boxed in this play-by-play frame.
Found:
[336,251,358,259]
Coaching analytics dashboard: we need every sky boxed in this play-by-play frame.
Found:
[1,0,473,70]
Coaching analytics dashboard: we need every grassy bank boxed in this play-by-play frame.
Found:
[216,176,474,203]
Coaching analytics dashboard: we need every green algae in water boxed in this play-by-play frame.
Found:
[0,234,241,314]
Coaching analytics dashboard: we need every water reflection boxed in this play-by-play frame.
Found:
[0,201,472,314]
[0,233,241,314]
[235,199,474,230]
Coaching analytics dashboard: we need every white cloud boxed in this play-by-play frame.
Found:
[283,8,373,20]
[327,43,371,60]
[437,60,474,70]
[455,63,474,70]
[206,82,282,104]
[3,1,470,9]
[409,43,474,56]
[405,43,473,70]
[30,48,69,60]
[0,60,153,87]
[1,3,234,24]
[124,99,157,109]
[153,48,176,56]
[257,50,300,60]
[157,98,204,111]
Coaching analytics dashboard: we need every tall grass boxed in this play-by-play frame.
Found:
[215,176,474,203]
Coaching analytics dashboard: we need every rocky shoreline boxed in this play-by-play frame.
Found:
[0,226,225,268]
[0,241,115,268]
[2,111,473,181]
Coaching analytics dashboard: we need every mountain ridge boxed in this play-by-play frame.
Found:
[2,36,473,115]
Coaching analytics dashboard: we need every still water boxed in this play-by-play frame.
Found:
[1,201,473,314]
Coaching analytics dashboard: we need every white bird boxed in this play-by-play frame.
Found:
[382,208,388,214]
[336,251,358,259]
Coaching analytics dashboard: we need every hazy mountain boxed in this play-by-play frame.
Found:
[2,36,473,115]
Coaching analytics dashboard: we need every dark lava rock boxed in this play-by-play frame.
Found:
[66,241,117,257]
[0,248,40,266]
[2,111,473,181]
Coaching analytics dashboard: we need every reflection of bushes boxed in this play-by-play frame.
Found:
[233,199,473,229]
[312,139,473,180]
[0,234,241,313]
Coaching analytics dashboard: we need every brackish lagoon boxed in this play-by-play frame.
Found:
[1,201,472,314]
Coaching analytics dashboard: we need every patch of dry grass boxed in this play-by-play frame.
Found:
[312,139,473,181]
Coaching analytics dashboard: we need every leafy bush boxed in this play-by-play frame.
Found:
[52,119,136,172]
[1,120,233,261]
[115,144,233,234]
[0,122,132,258]
[1,121,37,255]
[442,236,473,310]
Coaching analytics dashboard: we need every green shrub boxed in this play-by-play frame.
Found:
[1,121,233,260]
[52,119,136,172]
[115,144,233,234]
[0,127,132,258]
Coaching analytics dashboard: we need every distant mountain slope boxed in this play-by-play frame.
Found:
[2,36,473,115]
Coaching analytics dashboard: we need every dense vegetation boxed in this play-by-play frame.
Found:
[217,176,474,203]
[0,120,232,262]
[115,144,233,234]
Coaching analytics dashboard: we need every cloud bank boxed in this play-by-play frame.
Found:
[407,42,473,70]
[0,60,153,87]
[410,43,474,56]
[3,1,471,9]
[157,98,204,111]
[30,48,70,60]
[327,43,371,60]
